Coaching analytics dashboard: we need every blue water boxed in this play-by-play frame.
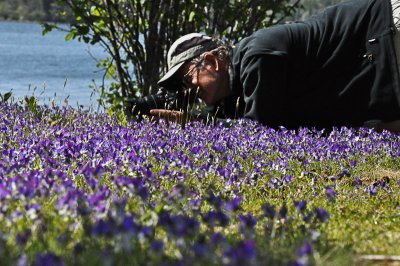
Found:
[0,21,109,108]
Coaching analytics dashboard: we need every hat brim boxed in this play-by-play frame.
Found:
[157,61,186,86]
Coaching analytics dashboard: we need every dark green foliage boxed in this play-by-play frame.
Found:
[43,0,302,111]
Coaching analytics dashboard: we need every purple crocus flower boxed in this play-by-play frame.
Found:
[151,240,164,253]
[364,184,378,196]
[314,207,329,223]
[294,200,307,212]
[283,175,294,183]
[161,214,199,237]
[279,203,288,219]
[297,240,313,257]
[303,212,314,224]
[206,192,224,210]
[16,229,31,246]
[0,184,10,200]
[202,210,230,227]
[325,186,336,202]
[137,185,149,200]
[121,215,138,234]
[34,252,64,266]
[239,213,257,230]
[349,160,358,167]
[92,219,114,236]
[16,254,28,266]
[140,226,153,238]
[329,175,338,181]
[141,166,155,180]
[224,240,256,265]
[225,197,242,212]
[353,177,362,188]
[191,145,202,154]
[338,168,350,178]
[262,202,276,219]
[193,243,208,257]
[211,232,227,246]
[292,240,313,266]
[268,177,283,189]
[212,143,225,153]
[377,177,392,192]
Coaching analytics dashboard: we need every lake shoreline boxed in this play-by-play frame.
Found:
[0,21,109,108]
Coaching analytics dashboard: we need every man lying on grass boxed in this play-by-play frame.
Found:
[140,0,400,132]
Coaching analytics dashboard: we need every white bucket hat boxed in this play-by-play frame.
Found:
[158,33,218,86]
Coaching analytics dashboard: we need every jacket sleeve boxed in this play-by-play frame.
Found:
[240,53,289,127]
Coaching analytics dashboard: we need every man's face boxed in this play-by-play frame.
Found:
[179,54,230,106]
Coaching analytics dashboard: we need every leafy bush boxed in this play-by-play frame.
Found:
[43,0,300,110]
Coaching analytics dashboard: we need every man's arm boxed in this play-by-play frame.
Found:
[364,120,400,133]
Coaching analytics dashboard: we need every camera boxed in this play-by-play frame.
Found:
[125,86,199,119]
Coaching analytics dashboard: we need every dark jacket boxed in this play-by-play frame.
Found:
[222,0,400,129]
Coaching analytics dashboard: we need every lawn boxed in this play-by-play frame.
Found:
[0,101,399,265]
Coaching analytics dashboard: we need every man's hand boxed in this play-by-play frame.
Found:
[150,109,188,125]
